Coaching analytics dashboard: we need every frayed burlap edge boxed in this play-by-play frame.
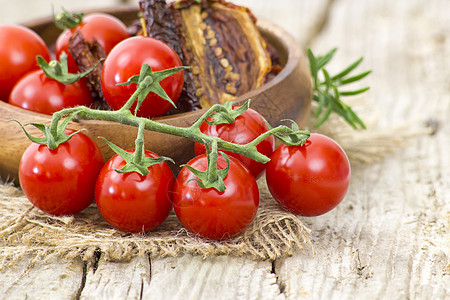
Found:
[0,96,431,269]
[0,180,312,270]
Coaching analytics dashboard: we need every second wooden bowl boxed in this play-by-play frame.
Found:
[0,6,312,183]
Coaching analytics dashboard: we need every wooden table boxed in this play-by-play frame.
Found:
[1,0,449,299]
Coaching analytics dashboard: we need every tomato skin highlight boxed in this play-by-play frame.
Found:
[101,36,184,118]
[0,24,50,101]
[18,130,104,216]
[194,107,274,179]
[266,133,351,217]
[8,69,94,115]
[172,154,259,240]
[95,150,174,233]
[55,13,130,72]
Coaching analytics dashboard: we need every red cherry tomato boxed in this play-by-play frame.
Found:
[194,107,274,179]
[55,13,130,72]
[101,36,184,118]
[172,154,259,240]
[95,149,174,233]
[266,133,351,217]
[8,69,94,115]
[0,24,50,101]
[19,130,104,216]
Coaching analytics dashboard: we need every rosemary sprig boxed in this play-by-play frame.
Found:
[308,48,371,129]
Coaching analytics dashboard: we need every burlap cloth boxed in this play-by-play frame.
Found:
[0,99,430,268]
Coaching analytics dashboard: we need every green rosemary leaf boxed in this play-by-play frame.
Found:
[315,103,333,127]
[315,92,326,118]
[307,48,318,79]
[322,67,332,89]
[348,108,366,129]
[339,86,370,96]
[339,70,372,85]
[308,48,371,130]
[331,57,364,80]
[316,48,337,70]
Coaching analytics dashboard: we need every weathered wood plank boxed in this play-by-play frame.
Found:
[143,254,284,300]
[276,159,449,299]
[0,255,84,299]
[276,0,450,299]
[79,255,150,300]
[74,254,285,299]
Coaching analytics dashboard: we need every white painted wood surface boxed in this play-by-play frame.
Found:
[1,0,449,299]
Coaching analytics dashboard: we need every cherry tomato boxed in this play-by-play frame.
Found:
[194,107,274,179]
[55,13,130,72]
[95,149,174,233]
[266,133,351,217]
[0,24,50,101]
[172,154,259,240]
[19,130,104,216]
[101,36,184,118]
[8,69,94,115]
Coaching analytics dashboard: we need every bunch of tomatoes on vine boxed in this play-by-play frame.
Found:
[0,9,368,241]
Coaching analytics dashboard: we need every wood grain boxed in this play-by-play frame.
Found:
[0,255,84,299]
[79,255,149,299]
[1,0,449,299]
[143,255,283,300]
[276,0,450,298]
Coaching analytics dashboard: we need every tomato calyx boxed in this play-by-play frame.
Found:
[181,140,230,192]
[37,52,100,85]
[12,112,84,150]
[100,122,174,176]
[54,8,84,30]
[205,99,251,126]
[117,63,190,116]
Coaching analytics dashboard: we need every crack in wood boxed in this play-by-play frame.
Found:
[355,249,369,278]
[138,253,152,299]
[75,262,87,300]
[148,253,152,283]
[271,260,286,295]
[92,248,102,274]
[139,278,144,300]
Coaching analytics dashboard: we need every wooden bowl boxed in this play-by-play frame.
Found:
[0,6,312,184]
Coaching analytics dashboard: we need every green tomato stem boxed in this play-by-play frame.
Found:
[45,125,58,150]
[50,105,271,164]
[206,141,219,183]
[188,103,223,129]
[133,121,146,165]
